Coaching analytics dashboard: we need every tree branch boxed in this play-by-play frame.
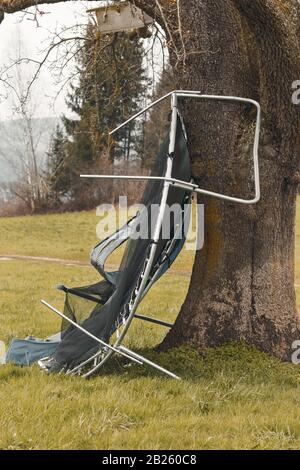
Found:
[0,0,157,17]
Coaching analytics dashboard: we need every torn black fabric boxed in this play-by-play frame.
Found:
[49,115,191,372]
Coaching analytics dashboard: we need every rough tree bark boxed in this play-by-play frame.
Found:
[1,0,300,361]
[160,0,300,361]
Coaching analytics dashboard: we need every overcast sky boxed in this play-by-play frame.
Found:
[0,1,165,123]
[0,1,102,121]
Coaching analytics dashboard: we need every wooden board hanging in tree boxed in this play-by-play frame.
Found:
[88,2,154,35]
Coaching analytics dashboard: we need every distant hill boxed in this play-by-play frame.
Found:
[0,117,61,183]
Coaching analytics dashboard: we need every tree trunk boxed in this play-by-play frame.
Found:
[1,0,300,360]
[160,0,300,360]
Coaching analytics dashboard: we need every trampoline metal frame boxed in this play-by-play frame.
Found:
[41,90,261,380]
[82,90,261,205]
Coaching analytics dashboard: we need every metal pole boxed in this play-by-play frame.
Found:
[134,314,173,329]
[40,300,144,365]
[175,93,261,204]
[109,90,201,136]
[81,173,260,205]
[82,92,179,379]
[118,346,180,380]
[81,174,168,182]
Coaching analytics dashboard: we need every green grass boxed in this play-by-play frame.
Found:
[0,208,196,270]
[0,210,101,262]
[1,203,300,449]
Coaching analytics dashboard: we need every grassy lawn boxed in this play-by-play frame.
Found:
[0,202,300,449]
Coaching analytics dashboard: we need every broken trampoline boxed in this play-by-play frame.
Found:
[3,91,261,380]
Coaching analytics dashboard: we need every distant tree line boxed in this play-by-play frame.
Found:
[45,24,149,211]
[0,23,174,215]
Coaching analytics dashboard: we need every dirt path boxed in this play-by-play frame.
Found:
[0,254,91,268]
[1,254,300,286]
[0,254,193,277]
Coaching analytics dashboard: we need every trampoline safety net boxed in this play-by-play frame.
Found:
[44,114,191,373]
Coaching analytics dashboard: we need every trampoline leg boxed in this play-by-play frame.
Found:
[134,314,173,329]
[118,345,180,380]
[41,300,180,380]
[41,300,144,365]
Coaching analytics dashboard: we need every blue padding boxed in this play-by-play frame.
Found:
[5,337,60,366]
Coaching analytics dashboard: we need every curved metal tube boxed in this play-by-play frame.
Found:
[88,90,261,205]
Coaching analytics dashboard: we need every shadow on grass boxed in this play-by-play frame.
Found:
[1,342,300,389]
[90,342,300,387]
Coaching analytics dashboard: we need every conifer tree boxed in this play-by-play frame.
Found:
[47,24,149,208]
[45,125,70,207]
